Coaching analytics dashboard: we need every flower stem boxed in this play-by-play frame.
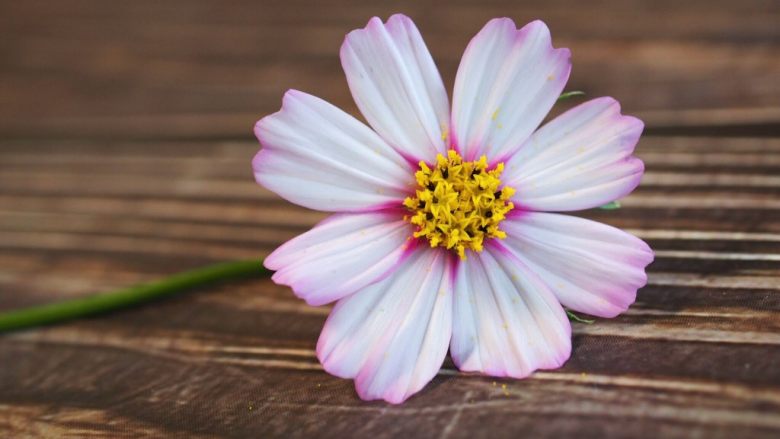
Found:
[566,309,595,324]
[557,90,585,101]
[0,259,268,334]
[0,259,599,333]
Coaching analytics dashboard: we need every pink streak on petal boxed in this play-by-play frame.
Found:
[317,247,452,403]
[500,212,654,317]
[341,14,450,165]
[451,19,571,162]
[450,245,571,379]
[252,89,414,212]
[503,97,646,212]
[266,210,414,306]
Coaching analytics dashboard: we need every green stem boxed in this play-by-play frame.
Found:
[0,258,598,333]
[557,90,585,101]
[566,309,595,324]
[598,200,622,210]
[0,259,268,334]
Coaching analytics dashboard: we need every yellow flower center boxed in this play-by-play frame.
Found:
[403,150,515,260]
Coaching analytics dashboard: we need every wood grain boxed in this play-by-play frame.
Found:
[1,0,779,437]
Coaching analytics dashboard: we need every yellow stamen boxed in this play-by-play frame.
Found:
[403,150,515,260]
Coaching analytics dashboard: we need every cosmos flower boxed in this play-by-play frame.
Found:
[253,15,654,404]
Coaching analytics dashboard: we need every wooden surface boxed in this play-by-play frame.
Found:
[1,0,779,437]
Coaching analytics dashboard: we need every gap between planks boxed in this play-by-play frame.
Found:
[8,327,780,412]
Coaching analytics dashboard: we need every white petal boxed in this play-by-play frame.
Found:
[254,90,414,212]
[341,14,450,162]
[451,19,571,162]
[317,248,453,404]
[451,245,571,378]
[501,212,654,317]
[503,97,644,211]
[266,211,415,306]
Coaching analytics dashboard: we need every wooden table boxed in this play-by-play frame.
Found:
[1,1,779,437]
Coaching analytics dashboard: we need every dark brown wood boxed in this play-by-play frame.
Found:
[1,0,779,437]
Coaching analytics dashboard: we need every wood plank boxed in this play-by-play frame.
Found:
[1,0,779,437]
[1,1,779,139]
[1,298,779,437]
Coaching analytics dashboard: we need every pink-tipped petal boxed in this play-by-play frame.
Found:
[341,14,450,163]
[451,19,571,162]
[504,97,645,212]
[253,90,414,212]
[317,248,454,404]
[450,245,571,378]
[266,211,415,306]
[501,212,654,317]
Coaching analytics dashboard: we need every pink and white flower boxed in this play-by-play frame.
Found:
[253,15,654,404]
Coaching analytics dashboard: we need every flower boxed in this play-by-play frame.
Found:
[253,15,654,404]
